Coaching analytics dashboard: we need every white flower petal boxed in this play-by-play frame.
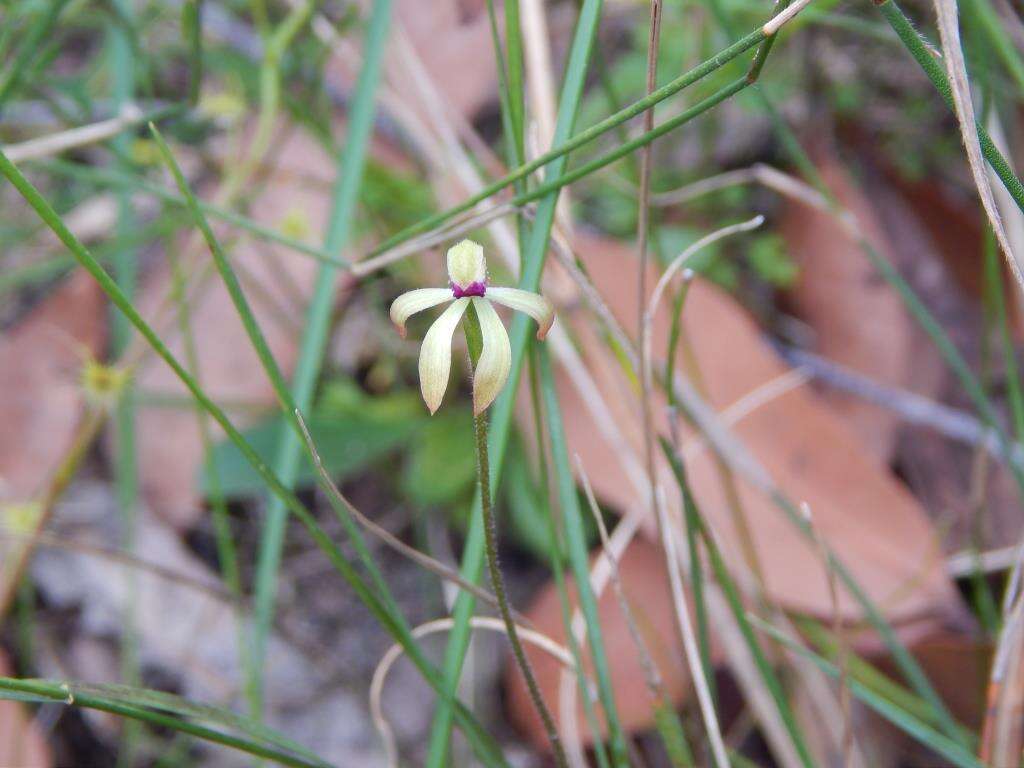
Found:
[484,287,555,340]
[389,288,453,337]
[471,298,511,415]
[418,297,469,414]
[446,239,486,289]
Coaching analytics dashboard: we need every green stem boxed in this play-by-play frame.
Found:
[250,0,392,720]
[167,233,252,714]
[660,439,816,768]
[0,678,329,768]
[236,0,315,187]
[0,142,511,768]
[538,346,630,766]
[875,0,1024,215]
[474,408,568,768]
[34,159,345,267]
[183,0,203,105]
[528,346,613,768]
[108,1,142,761]
[508,78,749,212]
[368,28,765,258]
[0,0,70,108]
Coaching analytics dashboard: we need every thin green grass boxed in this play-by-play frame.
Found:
[430,2,635,762]
[538,345,631,765]
[0,142,510,768]
[250,0,392,720]
[426,2,531,762]
[0,677,330,768]
[0,0,71,108]
[107,4,143,762]
[4,0,1018,762]
[876,0,1024,213]
[660,438,816,768]
[529,345,615,768]
[166,225,252,715]
[661,0,1013,741]
[637,14,1024,736]
[752,620,983,767]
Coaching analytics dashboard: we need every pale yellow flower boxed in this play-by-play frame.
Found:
[390,240,554,415]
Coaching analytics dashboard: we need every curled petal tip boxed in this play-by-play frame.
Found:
[535,312,554,341]
[485,287,554,342]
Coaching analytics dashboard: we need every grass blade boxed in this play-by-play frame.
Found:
[0,677,329,768]
[429,1,636,761]
[182,0,203,105]
[660,438,816,768]
[750,620,983,768]
[875,0,1024,215]
[250,0,392,719]
[368,29,765,258]
[0,143,511,768]
[34,158,347,266]
[928,0,1023,298]
[107,4,143,762]
[539,346,631,765]
[0,0,70,108]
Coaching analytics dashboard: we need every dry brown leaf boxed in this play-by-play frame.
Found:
[505,536,703,747]
[0,649,52,768]
[880,169,985,301]
[857,154,1024,552]
[0,270,104,618]
[780,152,940,462]
[394,0,498,121]
[0,270,104,612]
[134,128,341,528]
[564,233,961,623]
[506,232,968,742]
[0,270,104,504]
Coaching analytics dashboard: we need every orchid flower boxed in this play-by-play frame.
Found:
[390,240,554,415]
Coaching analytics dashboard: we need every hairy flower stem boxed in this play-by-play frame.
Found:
[472,409,567,768]
[464,304,567,767]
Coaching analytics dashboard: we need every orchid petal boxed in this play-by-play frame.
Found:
[484,287,555,340]
[471,298,511,415]
[389,288,453,337]
[447,239,486,289]
[419,297,469,414]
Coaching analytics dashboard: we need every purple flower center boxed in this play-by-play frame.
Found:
[451,281,486,298]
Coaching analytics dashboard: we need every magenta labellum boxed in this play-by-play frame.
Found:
[389,239,555,415]
[452,281,486,298]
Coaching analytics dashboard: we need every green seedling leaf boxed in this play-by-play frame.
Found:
[203,386,423,497]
